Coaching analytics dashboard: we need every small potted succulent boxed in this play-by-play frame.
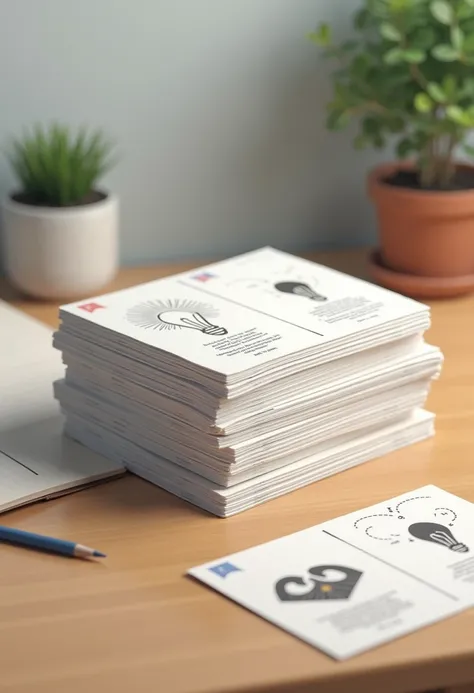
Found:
[310,0,474,298]
[2,123,118,300]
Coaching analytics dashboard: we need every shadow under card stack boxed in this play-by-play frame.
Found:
[52,247,442,516]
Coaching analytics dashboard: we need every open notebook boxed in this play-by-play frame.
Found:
[0,300,125,513]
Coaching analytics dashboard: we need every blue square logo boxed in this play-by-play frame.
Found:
[208,562,241,578]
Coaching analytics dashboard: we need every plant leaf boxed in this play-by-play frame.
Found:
[446,105,474,126]
[380,22,402,41]
[402,49,426,63]
[386,115,405,133]
[389,0,411,11]
[427,81,447,102]
[451,26,464,50]
[414,92,434,113]
[362,116,381,136]
[462,143,474,157]
[442,74,458,99]
[308,23,332,47]
[432,44,460,61]
[430,0,454,25]
[354,8,370,30]
[411,28,436,50]
[384,47,404,64]
[4,123,116,206]
[353,134,369,149]
[463,32,474,52]
[326,109,350,131]
[396,137,416,158]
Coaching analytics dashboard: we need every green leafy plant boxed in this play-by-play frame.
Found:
[7,123,116,207]
[309,0,474,189]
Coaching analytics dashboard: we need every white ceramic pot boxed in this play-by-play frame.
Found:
[1,192,119,300]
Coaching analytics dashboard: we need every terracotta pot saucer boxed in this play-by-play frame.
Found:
[368,250,474,299]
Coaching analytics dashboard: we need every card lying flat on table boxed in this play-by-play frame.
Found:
[188,486,474,660]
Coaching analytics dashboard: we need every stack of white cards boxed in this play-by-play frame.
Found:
[52,247,442,516]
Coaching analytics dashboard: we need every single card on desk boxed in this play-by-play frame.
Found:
[188,486,473,660]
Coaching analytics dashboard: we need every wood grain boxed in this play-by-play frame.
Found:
[1,250,473,693]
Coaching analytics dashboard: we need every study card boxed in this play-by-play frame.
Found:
[59,247,429,378]
[188,486,473,660]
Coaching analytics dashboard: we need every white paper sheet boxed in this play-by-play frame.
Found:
[0,300,124,513]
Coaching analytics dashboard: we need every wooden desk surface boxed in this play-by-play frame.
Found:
[1,250,474,693]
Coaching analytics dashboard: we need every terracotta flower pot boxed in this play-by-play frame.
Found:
[368,162,474,278]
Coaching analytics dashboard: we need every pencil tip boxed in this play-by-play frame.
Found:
[93,551,107,558]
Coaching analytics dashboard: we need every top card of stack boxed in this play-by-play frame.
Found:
[54,247,431,412]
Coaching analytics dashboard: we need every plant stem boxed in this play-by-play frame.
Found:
[439,135,457,188]
[410,64,429,90]
[419,138,437,188]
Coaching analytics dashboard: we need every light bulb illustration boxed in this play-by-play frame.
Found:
[158,310,227,336]
[408,522,469,553]
[125,298,227,335]
[274,281,327,302]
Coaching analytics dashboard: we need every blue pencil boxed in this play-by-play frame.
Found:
[0,525,106,559]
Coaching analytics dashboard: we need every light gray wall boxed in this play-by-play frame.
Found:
[0,0,386,265]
